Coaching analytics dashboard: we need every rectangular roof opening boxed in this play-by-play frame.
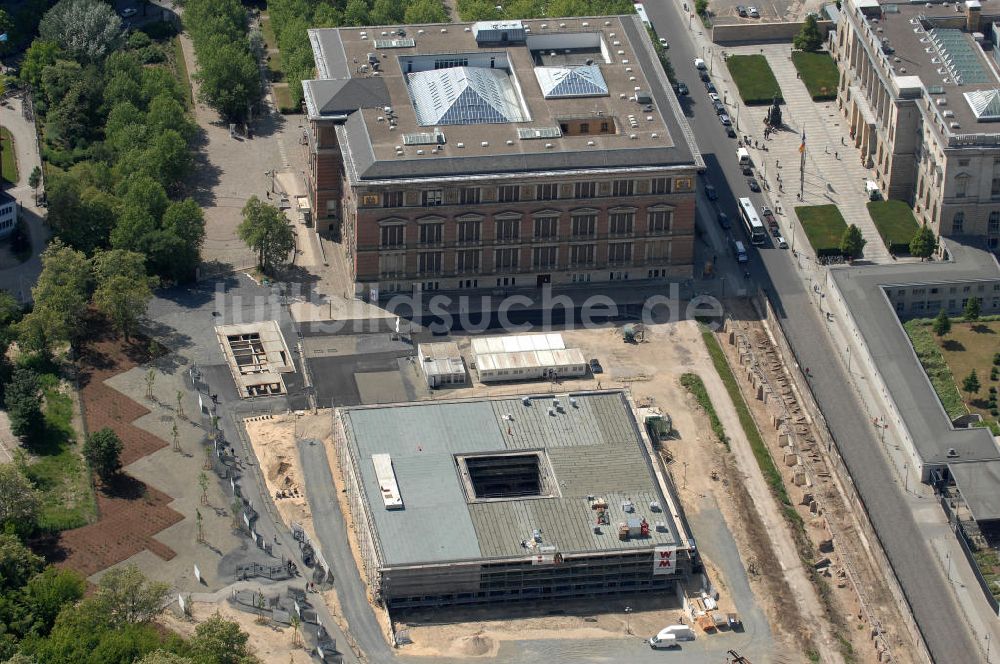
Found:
[457,451,558,501]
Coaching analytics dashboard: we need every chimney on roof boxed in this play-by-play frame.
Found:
[965,0,981,33]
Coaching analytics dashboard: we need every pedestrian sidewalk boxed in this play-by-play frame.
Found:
[717,44,891,263]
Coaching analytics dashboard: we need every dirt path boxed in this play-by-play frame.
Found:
[697,332,843,663]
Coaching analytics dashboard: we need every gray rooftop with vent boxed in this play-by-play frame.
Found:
[339,391,682,567]
[302,15,702,182]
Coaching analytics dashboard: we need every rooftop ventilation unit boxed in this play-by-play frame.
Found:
[517,126,562,139]
[403,130,446,145]
[375,38,415,49]
[947,447,959,458]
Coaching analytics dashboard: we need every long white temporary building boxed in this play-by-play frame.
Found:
[471,333,587,382]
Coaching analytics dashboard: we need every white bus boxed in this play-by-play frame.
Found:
[634,3,652,28]
[737,197,767,246]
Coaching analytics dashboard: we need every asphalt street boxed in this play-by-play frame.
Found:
[643,1,981,660]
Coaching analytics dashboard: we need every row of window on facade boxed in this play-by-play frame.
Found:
[378,210,674,247]
[376,177,689,209]
[379,241,671,276]
[895,296,999,314]
[949,210,1000,235]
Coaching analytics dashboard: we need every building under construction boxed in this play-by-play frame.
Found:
[333,390,695,609]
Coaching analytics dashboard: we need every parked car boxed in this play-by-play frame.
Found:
[725,126,737,138]
[748,5,760,17]
[121,7,137,17]
[705,184,718,200]
[736,5,748,16]
[700,70,711,82]
[675,81,689,95]
[704,80,716,92]
[713,101,726,115]
[742,164,753,176]
[589,358,603,374]
[719,114,732,126]
[776,235,788,248]
[708,92,720,103]
[717,212,731,229]
[659,37,669,48]
[747,178,760,192]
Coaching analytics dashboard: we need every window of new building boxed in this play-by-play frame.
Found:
[498,185,521,203]
[460,187,481,205]
[952,211,965,234]
[456,249,481,273]
[532,246,558,268]
[570,243,595,265]
[607,242,632,264]
[575,182,597,199]
[612,180,634,197]
[380,223,405,247]
[422,189,443,206]
[379,253,406,276]
[418,251,443,274]
[648,207,673,234]
[990,211,1000,235]
[382,191,404,208]
[457,219,482,244]
[496,217,520,242]
[419,221,443,244]
[609,210,635,236]
[495,247,519,269]
[435,57,469,69]
[650,177,671,195]
[533,215,558,240]
[571,213,597,238]
[536,183,559,201]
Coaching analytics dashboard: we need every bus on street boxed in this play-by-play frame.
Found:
[737,197,766,246]
[634,3,652,28]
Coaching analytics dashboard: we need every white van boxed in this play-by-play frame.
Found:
[865,179,881,201]
[733,240,748,263]
[694,57,707,70]
[650,624,696,648]
[737,147,751,166]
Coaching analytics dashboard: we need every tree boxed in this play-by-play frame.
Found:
[18,241,91,352]
[289,614,301,647]
[964,296,981,325]
[909,224,936,260]
[4,367,43,442]
[369,0,404,25]
[92,564,169,626]
[28,166,42,205]
[766,96,782,128]
[19,566,87,637]
[793,14,824,52]
[0,463,41,537]
[39,0,123,63]
[198,472,208,505]
[189,613,261,664]
[92,250,155,341]
[963,369,981,398]
[404,0,450,23]
[0,534,44,593]
[839,224,866,260]
[19,40,62,89]
[194,42,259,123]
[932,309,951,337]
[695,0,709,17]
[83,427,123,482]
[343,0,370,26]
[238,196,295,275]
[137,651,195,664]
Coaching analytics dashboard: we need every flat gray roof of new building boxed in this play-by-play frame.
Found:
[829,241,1000,466]
[339,390,681,568]
[950,459,1000,521]
[304,15,702,182]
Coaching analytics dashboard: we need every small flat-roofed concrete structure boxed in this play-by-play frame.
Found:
[471,333,587,382]
[215,321,295,398]
[416,341,467,387]
[333,390,693,609]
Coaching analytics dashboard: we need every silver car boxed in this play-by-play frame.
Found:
[748,5,760,17]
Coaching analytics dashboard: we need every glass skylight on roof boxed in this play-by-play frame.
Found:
[929,28,994,86]
[406,67,526,126]
[534,65,609,99]
[964,89,1000,121]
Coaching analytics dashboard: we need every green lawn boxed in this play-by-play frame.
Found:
[1,127,18,185]
[172,36,193,110]
[791,51,839,101]
[260,16,277,50]
[23,374,97,532]
[680,373,729,449]
[795,205,848,257]
[867,200,919,254]
[274,84,298,114]
[726,54,783,105]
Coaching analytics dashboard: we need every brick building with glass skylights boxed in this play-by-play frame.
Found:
[302,16,704,298]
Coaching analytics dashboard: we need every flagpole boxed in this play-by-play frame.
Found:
[799,130,806,200]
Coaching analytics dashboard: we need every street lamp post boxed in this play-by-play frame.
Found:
[625,606,633,635]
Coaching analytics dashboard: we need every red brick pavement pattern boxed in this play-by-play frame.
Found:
[56,333,183,576]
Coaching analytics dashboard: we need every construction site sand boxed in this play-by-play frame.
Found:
[160,600,308,664]
[244,412,329,544]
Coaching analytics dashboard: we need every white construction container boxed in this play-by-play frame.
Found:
[472,333,586,382]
